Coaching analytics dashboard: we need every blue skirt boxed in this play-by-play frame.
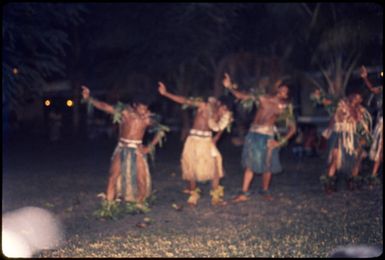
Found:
[241,132,282,174]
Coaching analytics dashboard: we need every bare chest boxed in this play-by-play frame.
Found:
[121,111,150,129]
[260,98,287,116]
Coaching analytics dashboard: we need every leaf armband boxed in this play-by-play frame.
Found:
[112,101,126,124]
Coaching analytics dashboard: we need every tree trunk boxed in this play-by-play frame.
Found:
[174,64,192,142]
[68,27,82,136]
[72,79,81,135]
[213,56,231,98]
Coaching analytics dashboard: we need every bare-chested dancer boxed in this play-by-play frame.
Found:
[223,73,296,201]
[158,82,232,206]
[81,86,166,215]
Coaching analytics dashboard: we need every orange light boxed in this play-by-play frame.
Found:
[66,100,73,107]
[44,100,51,107]
[12,68,18,75]
[381,71,383,77]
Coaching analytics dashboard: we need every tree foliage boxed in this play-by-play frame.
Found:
[3,3,86,108]
[300,3,382,98]
[79,3,245,97]
[238,3,382,99]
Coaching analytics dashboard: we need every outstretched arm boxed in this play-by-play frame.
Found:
[81,86,116,114]
[222,73,253,100]
[360,66,382,95]
[158,82,201,107]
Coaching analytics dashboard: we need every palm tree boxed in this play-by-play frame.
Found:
[302,3,382,98]
[152,3,244,140]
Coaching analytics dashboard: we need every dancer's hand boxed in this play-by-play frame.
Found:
[81,85,90,100]
[222,73,233,89]
[323,98,332,106]
[158,82,167,96]
[267,139,280,149]
[139,145,151,155]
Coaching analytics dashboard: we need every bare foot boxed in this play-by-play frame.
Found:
[212,199,228,206]
[260,190,273,201]
[324,188,335,196]
[187,202,197,207]
[232,194,250,203]
[262,194,273,201]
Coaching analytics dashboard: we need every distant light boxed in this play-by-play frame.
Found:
[66,99,73,107]
[44,100,51,107]
[381,71,383,77]
[12,68,18,75]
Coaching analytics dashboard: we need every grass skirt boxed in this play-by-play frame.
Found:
[327,131,358,173]
[111,145,151,202]
[181,135,223,182]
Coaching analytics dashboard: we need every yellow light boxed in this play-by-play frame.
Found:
[381,71,383,77]
[12,68,18,75]
[66,99,73,107]
[44,100,51,107]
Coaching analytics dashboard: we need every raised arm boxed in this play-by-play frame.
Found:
[81,85,116,114]
[360,66,382,95]
[222,73,253,100]
[158,82,201,107]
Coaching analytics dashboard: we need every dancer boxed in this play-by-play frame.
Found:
[81,86,168,217]
[223,73,296,201]
[311,89,372,193]
[158,82,232,206]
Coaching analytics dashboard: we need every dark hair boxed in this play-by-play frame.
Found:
[347,91,362,101]
[131,92,153,107]
[218,95,233,109]
[348,92,361,97]
[278,83,290,89]
[271,81,290,95]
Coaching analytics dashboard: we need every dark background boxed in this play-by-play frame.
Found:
[2,3,383,141]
